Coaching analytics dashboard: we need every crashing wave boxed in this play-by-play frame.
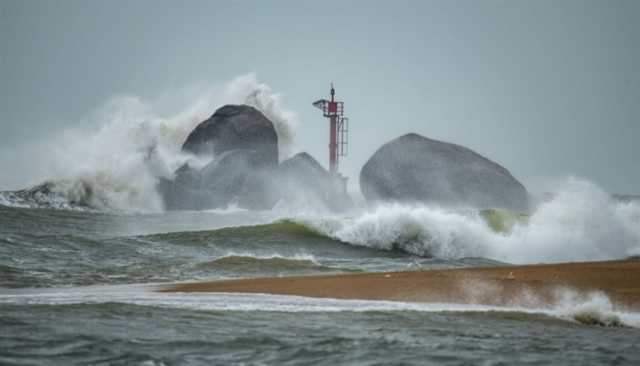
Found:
[290,179,640,263]
[1,74,299,213]
[553,290,627,327]
[139,178,640,264]
[0,181,98,210]
[0,175,153,211]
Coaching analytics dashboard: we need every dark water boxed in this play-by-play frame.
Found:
[3,302,640,366]
[0,205,500,289]
[2,203,640,365]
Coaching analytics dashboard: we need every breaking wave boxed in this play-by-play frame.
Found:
[0,73,298,212]
[293,178,640,264]
[121,177,640,264]
[555,291,627,327]
[125,178,640,265]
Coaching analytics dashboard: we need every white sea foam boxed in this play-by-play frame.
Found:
[0,74,298,212]
[552,290,630,327]
[297,178,640,264]
[213,252,319,263]
[1,286,638,328]
[201,203,249,215]
[0,192,29,209]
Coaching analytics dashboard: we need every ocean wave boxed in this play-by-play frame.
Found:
[556,291,626,327]
[3,176,638,266]
[2,287,638,328]
[294,179,640,264]
[196,253,341,273]
[140,178,640,264]
[0,180,118,211]
[145,220,328,243]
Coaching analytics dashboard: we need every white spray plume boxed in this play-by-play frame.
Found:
[219,73,299,159]
[299,178,640,264]
[0,73,299,212]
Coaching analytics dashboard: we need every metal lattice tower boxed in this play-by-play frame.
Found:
[312,83,349,175]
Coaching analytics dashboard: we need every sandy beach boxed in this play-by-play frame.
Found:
[160,259,640,310]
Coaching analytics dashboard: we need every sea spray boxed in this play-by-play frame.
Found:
[303,204,494,258]
[553,290,626,327]
[219,73,299,159]
[0,74,299,212]
[295,178,640,264]
[494,178,640,263]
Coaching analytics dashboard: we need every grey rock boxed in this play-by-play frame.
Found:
[200,149,278,210]
[157,164,211,210]
[360,133,529,212]
[159,105,355,212]
[160,104,281,210]
[159,150,279,211]
[182,104,278,168]
[275,152,352,211]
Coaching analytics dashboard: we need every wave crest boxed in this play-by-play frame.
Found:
[141,178,640,264]
[295,179,640,263]
[147,220,326,243]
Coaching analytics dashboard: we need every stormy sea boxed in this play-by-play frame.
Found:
[2,180,640,365]
[2,77,640,365]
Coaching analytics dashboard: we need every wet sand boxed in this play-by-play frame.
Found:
[159,259,640,310]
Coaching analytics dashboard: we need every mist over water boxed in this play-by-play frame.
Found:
[0,74,299,212]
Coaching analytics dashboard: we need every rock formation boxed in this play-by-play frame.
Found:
[360,133,529,212]
[182,104,278,168]
[159,105,279,210]
[159,105,351,211]
[274,152,352,211]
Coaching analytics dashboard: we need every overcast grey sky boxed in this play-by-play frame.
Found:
[1,0,639,193]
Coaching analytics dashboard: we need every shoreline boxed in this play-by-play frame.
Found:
[159,259,640,311]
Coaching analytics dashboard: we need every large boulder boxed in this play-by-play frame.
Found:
[274,152,352,211]
[182,104,278,167]
[360,133,529,212]
[157,164,212,210]
[160,105,355,212]
[159,105,280,210]
[199,149,277,209]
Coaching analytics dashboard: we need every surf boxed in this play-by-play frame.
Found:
[2,285,638,328]
[286,178,640,264]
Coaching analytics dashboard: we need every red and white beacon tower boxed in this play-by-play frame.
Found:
[313,83,349,193]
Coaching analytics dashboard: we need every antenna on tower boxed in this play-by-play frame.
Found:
[312,84,349,193]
